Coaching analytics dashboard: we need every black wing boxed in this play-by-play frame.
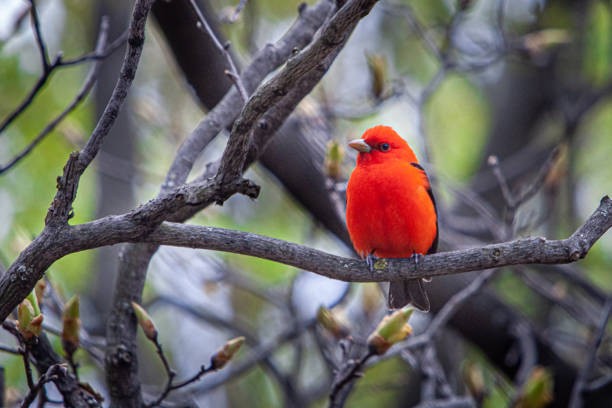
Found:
[410,162,438,254]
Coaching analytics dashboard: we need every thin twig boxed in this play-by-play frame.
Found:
[0,13,125,140]
[59,29,128,66]
[41,323,105,365]
[0,17,110,174]
[1,321,36,389]
[385,2,443,61]
[145,338,177,407]
[28,0,51,71]
[0,343,21,354]
[517,266,599,328]
[406,270,496,351]
[568,297,612,408]
[416,345,454,401]
[488,146,561,215]
[191,284,351,395]
[488,155,515,210]
[329,350,375,407]
[509,321,538,405]
[188,0,249,102]
[146,364,215,407]
[22,348,35,390]
[513,146,561,208]
[495,0,507,50]
[0,68,54,137]
[227,0,249,23]
[169,365,216,390]
[585,374,612,393]
[20,364,66,408]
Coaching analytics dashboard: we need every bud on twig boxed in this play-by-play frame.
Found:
[27,290,41,316]
[515,366,554,408]
[324,141,345,180]
[367,307,413,355]
[132,302,158,342]
[463,361,486,401]
[62,295,80,356]
[317,306,350,339]
[366,52,387,100]
[211,336,245,370]
[522,29,570,58]
[17,298,43,340]
[35,279,46,307]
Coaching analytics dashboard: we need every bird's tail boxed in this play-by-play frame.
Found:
[388,279,430,312]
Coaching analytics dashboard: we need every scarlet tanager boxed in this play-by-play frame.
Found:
[346,126,438,311]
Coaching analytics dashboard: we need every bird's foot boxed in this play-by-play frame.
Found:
[409,253,432,281]
[409,253,423,269]
[365,253,378,272]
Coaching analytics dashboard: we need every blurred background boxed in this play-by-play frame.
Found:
[1,0,611,406]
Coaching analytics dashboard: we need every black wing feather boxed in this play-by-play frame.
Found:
[410,162,438,254]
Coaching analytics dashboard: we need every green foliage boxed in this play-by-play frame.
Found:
[228,365,281,407]
[345,357,409,407]
[575,99,612,288]
[1,0,611,405]
[426,75,489,180]
[583,2,612,86]
[463,353,514,408]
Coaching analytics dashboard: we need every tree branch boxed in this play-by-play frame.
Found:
[27,0,51,71]
[187,0,248,102]
[140,195,610,282]
[0,0,155,323]
[3,320,102,407]
[104,2,338,405]
[0,17,110,175]
[0,194,609,324]
[161,0,334,190]
[44,0,154,229]
[0,12,126,140]
[569,297,612,408]
[329,350,375,407]
[215,0,379,185]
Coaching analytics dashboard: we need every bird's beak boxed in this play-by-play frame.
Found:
[348,138,371,153]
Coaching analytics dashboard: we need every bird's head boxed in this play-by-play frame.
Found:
[348,126,418,165]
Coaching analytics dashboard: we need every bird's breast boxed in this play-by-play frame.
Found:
[346,162,437,258]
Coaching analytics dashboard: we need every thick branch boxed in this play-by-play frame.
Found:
[216,0,378,184]
[161,0,334,190]
[103,2,355,405]
[0,0,156,323]
[44,0,154,228]
[141,196,611,282]
[2,196,609,336]
[0,183,608,324]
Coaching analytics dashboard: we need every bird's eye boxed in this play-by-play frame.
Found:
[379,143,390,152]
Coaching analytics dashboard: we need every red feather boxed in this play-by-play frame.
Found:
[346,126,438,310]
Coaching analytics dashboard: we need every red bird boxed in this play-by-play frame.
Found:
[346,126,438,311]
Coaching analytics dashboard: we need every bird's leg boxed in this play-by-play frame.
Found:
[365,252,378,272]
[410,253,431,281]
[409,253,423,270]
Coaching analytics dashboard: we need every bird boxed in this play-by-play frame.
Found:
[345,125,438,311]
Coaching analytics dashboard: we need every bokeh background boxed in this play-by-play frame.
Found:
[1,0,611,406]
